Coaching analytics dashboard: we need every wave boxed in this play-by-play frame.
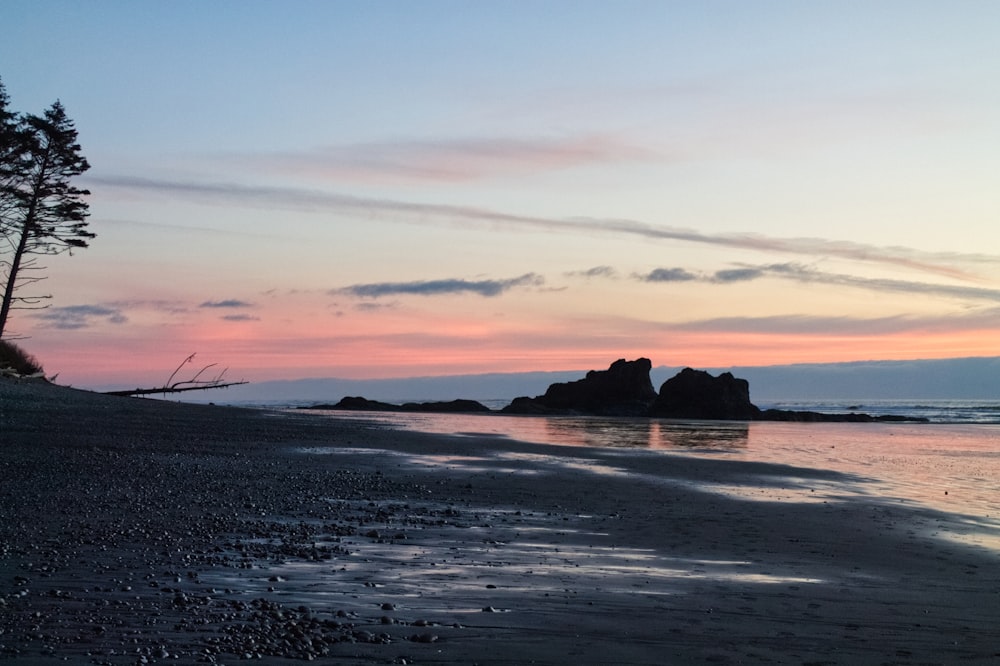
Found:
[760,399,1000,424]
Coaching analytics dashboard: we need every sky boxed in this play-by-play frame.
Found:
[2,1,1000,389]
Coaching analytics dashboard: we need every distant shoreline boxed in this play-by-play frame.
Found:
[143,356,1000,407]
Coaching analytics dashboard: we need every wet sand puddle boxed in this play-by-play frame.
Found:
[257,443,1000,665]
[196,494,839,665]
[189,445,905,665]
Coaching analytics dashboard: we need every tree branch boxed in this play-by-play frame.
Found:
[103,353,249,397]
[103,381,249,397]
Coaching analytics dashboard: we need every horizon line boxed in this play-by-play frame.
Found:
[80,353,1000,390]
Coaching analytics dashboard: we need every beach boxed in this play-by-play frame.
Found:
[2,378,999,665]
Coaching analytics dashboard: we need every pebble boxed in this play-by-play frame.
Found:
[0,382,471,662]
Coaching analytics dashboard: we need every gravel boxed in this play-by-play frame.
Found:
[1,378,448,664]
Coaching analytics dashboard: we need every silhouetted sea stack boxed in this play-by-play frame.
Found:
[649,368,761,420]
[502,358,657,416]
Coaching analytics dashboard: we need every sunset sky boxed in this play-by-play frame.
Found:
[3,1,1000,388]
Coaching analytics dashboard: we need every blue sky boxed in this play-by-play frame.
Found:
[3,1,1000,386]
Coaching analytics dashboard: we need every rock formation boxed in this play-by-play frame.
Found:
[311,396,396,411]
[399,399,491,413]
[303,359,926,422]
[649,368,761,420]
[757,408,923,423]
[502,358,657,416]
[305,397,491,413]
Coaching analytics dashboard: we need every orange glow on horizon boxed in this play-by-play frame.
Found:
[25,323,1000,388]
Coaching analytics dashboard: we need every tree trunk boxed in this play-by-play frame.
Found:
[0,217,32,338]
[0,146,48,339]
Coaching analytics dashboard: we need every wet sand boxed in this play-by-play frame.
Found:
[2,377,999,665]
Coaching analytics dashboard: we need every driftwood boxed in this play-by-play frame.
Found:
[105,353,248,397]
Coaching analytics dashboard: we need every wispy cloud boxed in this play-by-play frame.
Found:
[105,299,189,315]
[32,304,128,330]
[728,262,1000,302]
[668,307,1000,336]
[234,134,650,183]
[89,175,995,282]
[353,301,397,312]
[638,262,1000,303]
[336,273,545,299]
[200,299,255,309]
[220,313,260,322]
[567,265,619,279]
[638,267,699,282]
[711,267,767,283]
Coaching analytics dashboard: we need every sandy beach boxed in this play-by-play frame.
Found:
[2,378,999,665]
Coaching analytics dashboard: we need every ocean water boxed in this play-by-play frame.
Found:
[759,399,1000,425]
[304,403,1000,547]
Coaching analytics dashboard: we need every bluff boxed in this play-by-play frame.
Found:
[501,358,657,416]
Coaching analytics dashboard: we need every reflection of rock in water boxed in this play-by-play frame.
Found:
[657,422,750,449]
[541,416,749,450]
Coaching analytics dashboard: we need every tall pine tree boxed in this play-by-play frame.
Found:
[0,86,93,339]
[0,78,23,241]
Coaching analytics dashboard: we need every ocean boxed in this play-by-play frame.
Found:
[760,399,1000,425]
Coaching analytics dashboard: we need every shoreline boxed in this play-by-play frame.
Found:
[2,378,999,664]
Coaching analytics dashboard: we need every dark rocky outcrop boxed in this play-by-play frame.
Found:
[649,368,761,420]
[501,358,658,416]
[303,396,491,413]
[399,399,492,413]
[304,396,396,411]
[504,361,926,422]
[304,360,926,422]
[758,409,926,423]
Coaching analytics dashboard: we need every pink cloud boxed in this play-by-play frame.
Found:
[234,134,652,184]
